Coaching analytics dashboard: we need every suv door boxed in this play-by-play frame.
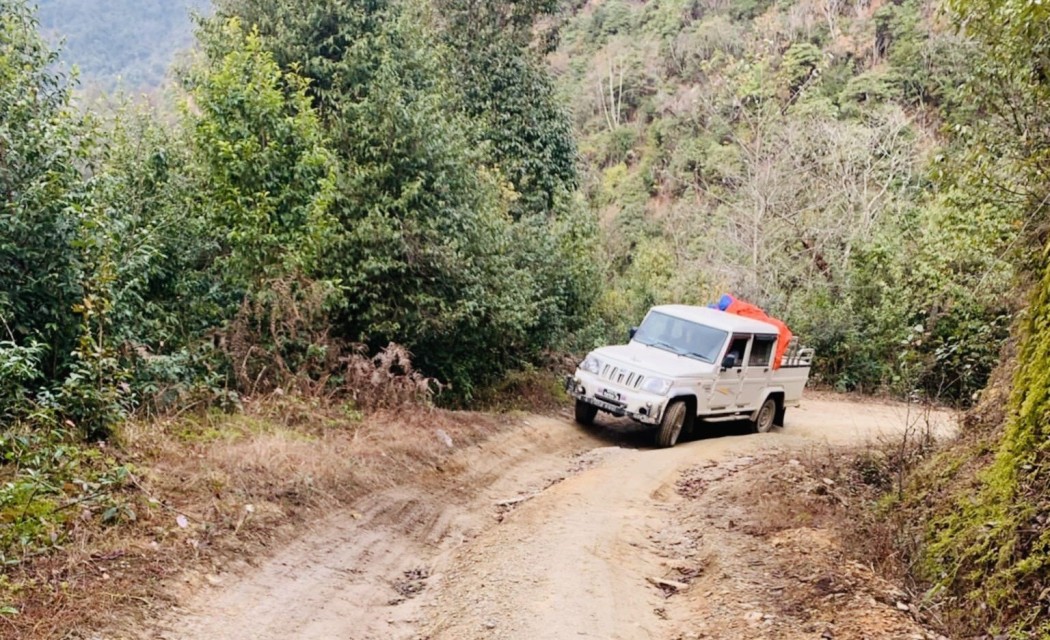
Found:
[710,334,751,411]
[740,334,777,410]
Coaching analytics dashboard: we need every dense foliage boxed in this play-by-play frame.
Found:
[913,0,1050,634]
[194,0,600,394]
[0,0,598,564]
[551,0,1015,401]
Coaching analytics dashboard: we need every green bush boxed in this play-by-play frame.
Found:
[0,0,90,386]
[0,418,134,563]
[0,342,45,422]
[780,42,823,93]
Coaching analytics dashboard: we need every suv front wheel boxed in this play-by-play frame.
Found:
[752,397,777,433]
[574,399,598,426]
[655,400,687,448]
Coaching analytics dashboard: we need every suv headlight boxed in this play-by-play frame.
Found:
[580,355,602,374]
[641,377,672,395]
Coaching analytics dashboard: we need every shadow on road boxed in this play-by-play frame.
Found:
[687,419,756,441]
[571,414,761,449]
[576,414,654,448]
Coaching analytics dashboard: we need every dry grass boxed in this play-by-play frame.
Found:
[738,405,984,638]
[1,276,513,638]
[1,398,509,639]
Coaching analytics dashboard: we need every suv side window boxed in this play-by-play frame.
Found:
[749,335,777,367]
[726,335,750,367]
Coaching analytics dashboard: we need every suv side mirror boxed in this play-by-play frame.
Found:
[721,353,737,370]
[628,327,638,340]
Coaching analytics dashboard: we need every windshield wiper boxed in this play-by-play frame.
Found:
[644,339,684,355]
[682,351,714,363]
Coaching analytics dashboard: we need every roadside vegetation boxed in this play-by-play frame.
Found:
[2,0,590,632]
[3,0,1050,636]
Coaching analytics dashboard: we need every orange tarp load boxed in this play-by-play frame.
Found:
[712,294,793,369]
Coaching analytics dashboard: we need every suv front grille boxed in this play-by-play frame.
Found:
[600,364,645,389]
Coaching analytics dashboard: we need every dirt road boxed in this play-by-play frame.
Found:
[145,396,954,640]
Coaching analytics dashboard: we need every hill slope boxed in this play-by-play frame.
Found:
[551,0,1015,400]
[36,0,208,89]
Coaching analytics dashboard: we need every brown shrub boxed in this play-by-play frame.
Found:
[224,275,438,410]
[343,342,441,412]
[225,275,340,396]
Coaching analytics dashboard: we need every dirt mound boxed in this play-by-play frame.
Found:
[663,456,945,640]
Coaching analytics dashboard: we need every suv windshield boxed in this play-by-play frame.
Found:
[633,311,728,363]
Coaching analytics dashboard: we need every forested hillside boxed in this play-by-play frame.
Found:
[3,0,1050,636]
[551,0,1016,401]
[35,0,208,89]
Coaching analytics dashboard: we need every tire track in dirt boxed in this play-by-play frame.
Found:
[144,417,612,640]
[423,431,788,639]
[423,398,954,640]
[140,397,955,640]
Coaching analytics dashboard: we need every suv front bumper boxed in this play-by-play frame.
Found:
[565,372,665,425]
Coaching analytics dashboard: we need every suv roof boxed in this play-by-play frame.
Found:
[650,304,780,336]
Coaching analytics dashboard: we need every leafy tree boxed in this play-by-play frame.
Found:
[434,0,600,360]
[201,0,391,119]
[318,8,539,393]
[183,18,338,287]
[198,0,599,395]
[437,0,576,218]
[0,0,91,391]
[779,42,822,93]
[87,106,225,411]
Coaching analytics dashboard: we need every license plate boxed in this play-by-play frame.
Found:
[598,389,621,402]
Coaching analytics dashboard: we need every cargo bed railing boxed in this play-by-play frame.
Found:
[780,338,814,368]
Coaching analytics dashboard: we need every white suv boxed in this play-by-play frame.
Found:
[566,305,813,447]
